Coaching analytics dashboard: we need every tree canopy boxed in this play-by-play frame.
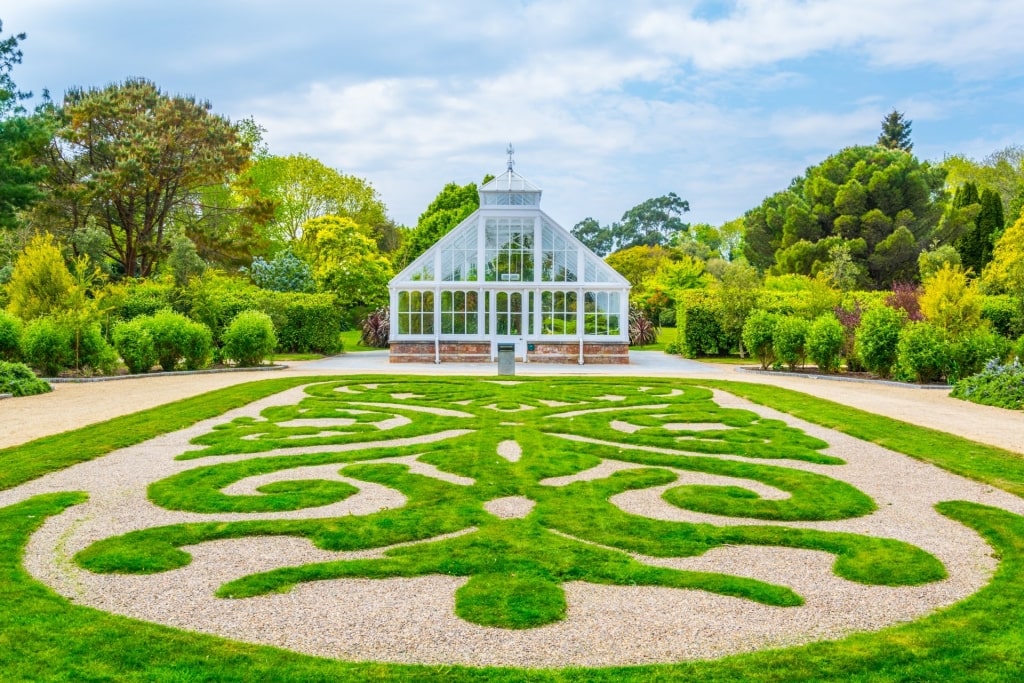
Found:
[245,153,389,249]
[942,145,1024,220]
[35,78,254,278]
[394,180,481,269]
[299,215,392,309]
[741,145,946,287]
[572,193,690,257]
[0,22,49,232]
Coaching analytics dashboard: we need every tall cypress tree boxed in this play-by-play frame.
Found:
[952,181,981,209]
[952,182,983,273]
[877,110,913,152]
[975,188,1005,270]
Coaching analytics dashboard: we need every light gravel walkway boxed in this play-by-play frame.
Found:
[2,379,1022,667]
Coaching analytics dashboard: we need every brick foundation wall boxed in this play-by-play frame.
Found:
[389,341,493,363]
[390,340,630,364]
[389,341,435,363]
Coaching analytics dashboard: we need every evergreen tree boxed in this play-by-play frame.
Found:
[955,184,1003,274]
[0,22,50,231]
[952,181,980,210]
[974,188,1004,270]
[877,110,913,152]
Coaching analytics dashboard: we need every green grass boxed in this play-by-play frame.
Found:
[339,328,383,352]
[629,325,677,351]
[2,375,1024,680]
[273,352,324,361]
[691,355,753,365]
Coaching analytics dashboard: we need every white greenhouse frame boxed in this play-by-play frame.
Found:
[389,168,631,364]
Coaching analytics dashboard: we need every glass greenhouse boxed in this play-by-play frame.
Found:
[389,166,631,364]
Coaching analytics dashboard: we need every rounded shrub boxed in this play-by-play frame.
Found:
[773,316,810,371]
[896,321,948,384]
[807,314,844,372]
[21,317,72,377]
[947,328,1011,383]
[742,310,778,369]
[222,310,277,367]
[113,319,158,374]
[0,310,23,361]
[981,295,1022,338]
[679,304,725,357]
[0,360,51,397]
[142,310,195,372]
[76,323,119,375]
[180,320,213,370]
[855,306,904,378]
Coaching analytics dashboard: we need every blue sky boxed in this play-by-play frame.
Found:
[4,1,1023,230]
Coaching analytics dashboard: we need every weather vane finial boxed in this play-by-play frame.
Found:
[506,142,515,171]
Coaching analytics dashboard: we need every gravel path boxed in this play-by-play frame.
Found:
[4,380,1023,667]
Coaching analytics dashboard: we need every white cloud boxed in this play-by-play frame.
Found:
[631,0,1024,73]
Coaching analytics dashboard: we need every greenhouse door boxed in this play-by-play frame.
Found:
[492,290,527,360]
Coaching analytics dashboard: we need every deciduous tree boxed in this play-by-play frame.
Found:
[394,180,481,268]
[301,215,392,309]
[246,153,388,249]
[37,78,253,277]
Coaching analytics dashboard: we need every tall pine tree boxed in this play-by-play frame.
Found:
[877,110,913,152]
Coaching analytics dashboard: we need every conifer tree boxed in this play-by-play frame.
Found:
[974,188,1005,269]
[955,184,1004,274]
[877,110,913,152]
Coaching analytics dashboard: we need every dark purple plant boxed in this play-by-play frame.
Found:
[886,282,924,321]
[360,307,390,348]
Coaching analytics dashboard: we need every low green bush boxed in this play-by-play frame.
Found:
[855,306,904,378]
[773,316,810,370]
[144,310,194,372]
[112,319,158,374]
[0,360,50,396]
[22,317,116,376]
[658,307,677,327]
[951,359,1024,410]
[1015,335,1024,361]
[180,320,213,370]
[678,302,727,357]
[948,328,1012,383]
[222,310,277,367]
[980,295,1022,338]
[807,314,844,372]
[111,279,175,320]
[21,317,72,377]
[742,310,778,370]
[141,310,213,372]
[0,311,22,361]
[896,321,948,384]
[181,273,262,344]
[269,292,343,354]
[75,323,118,375]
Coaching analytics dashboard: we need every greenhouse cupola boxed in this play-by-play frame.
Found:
[388,158,630,364]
